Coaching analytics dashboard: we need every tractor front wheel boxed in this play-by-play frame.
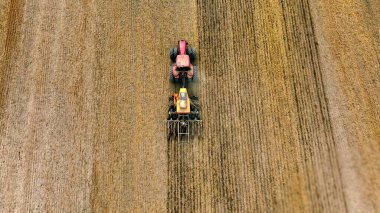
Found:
[170,48,178,62]
[186,47,196,62]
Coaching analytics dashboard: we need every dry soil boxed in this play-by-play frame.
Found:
[0,0,379,212]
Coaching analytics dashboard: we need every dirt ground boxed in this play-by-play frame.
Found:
[0,0,379,212]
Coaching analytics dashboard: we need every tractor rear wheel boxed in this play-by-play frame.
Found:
[169,64,176,83]
[170,48,178,62]
[192,65,198,82]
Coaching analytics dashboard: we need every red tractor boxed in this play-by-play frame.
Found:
[169,40,197,84]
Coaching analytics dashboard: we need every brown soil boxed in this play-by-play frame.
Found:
[0,0,379,212]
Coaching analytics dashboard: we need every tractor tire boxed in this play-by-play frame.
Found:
[195,111,201,120]
[172,113,178,120]
[169,48,178,62]
[169,97,174,108]
[192,65,198,82]
[191,96,199,101]
[169,64,176,83]
[186,47,196,61]
[168,107,175,120]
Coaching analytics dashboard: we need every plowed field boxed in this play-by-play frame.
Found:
[1,0,379,212]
